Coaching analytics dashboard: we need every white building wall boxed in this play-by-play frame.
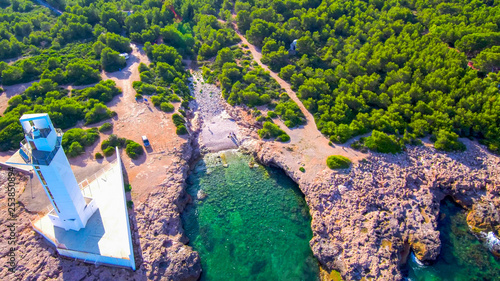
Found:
[57,249,135,269]
[37,148,87,230]
[115,148,136,270]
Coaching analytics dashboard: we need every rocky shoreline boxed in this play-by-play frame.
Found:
[0,132,202,281]
[228,104,500,280]
[1,71,498,281]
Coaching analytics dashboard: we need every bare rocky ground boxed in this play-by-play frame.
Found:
[0,144,201,281]
[189,70,238,153]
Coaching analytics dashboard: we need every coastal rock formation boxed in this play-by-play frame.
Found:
[254,142,499,280]
[0,139,201,281]
[231,104,500,280]
[1,74,497,280]
[132,139,202,281]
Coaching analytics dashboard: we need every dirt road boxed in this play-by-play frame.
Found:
[70,43,188,203]
[229,20,367,173]
[0,80,37,114]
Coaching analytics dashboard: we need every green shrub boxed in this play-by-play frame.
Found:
[127,200,134,208]
[267,111,277,118]
[274,100,305,128]
[99,122,113,132]
[150,95,161,106]
[172,113,185,126]
[103,146,115,156]
[101,47,126,72]
[258,121,288,140]
[170,94,181,102]
[135,93,142,99]
[62,128,100,157]
[277,134,290,142]
[299,167,305,173]
[107,134,127,148]
[256,116,266,122]
[160,102,175,112]
[327,155,352,169]
[101,140,110,150]
[138,62,149,73]
[171,112,187,134]
[139,83,157,95]
[433,130,466,152]
[67,142,84,157]
[176,125,188,135]
[364,130,402,153]
[124,183,132,192]
[84,103,114,125]
[63,128,99,148]
[95,152,104,159]
[125,140,144,159]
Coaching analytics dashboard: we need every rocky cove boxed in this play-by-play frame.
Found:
[181,150,319,280]
[0,68,499,281]
[185,69,500,280]
[235,124,500,280]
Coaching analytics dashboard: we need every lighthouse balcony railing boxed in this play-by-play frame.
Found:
[19,140,32,164]
[23,127,52,139]
[20,130,63,165]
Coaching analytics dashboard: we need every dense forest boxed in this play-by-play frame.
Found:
[228,0,500,152]
[1,0,499,153]
[0,0,193,150]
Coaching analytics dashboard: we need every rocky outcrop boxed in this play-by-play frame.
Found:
[260,143,499,280]
[132,139,202,281]
[230,104,500,280]
[0,136,201,281]
[467,199,500,234]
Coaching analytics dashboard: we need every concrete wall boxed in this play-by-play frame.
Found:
[115,147,136,270]
[57,248,135,269]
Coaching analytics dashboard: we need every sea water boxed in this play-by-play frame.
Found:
[406,199,500,280]
[182,150,319,281]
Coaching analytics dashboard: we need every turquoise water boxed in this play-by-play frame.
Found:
[407,199,500,281]
[181,150,319,281]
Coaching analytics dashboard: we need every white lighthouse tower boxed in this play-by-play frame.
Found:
[10,113,97,231]
[6,113,135,270]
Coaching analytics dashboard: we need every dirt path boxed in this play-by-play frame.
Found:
[1,43,189,205]
[0,43,201,281]
[0,80,37,114]
[68,43,188,203]
[228,20,367,171]
[236,33,314,120]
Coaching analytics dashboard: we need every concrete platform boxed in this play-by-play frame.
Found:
[2,150,33,172]
[32,148,135,270]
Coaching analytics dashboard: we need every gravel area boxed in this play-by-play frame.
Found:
[189,70,238,152]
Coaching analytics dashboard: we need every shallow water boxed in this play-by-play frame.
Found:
[406,199,500,281]
[182,150,319,281]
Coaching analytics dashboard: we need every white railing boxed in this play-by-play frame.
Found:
[33,159,118,218]
[78,159,118,191]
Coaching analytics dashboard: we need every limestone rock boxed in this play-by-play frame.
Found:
[235,119,500,281]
